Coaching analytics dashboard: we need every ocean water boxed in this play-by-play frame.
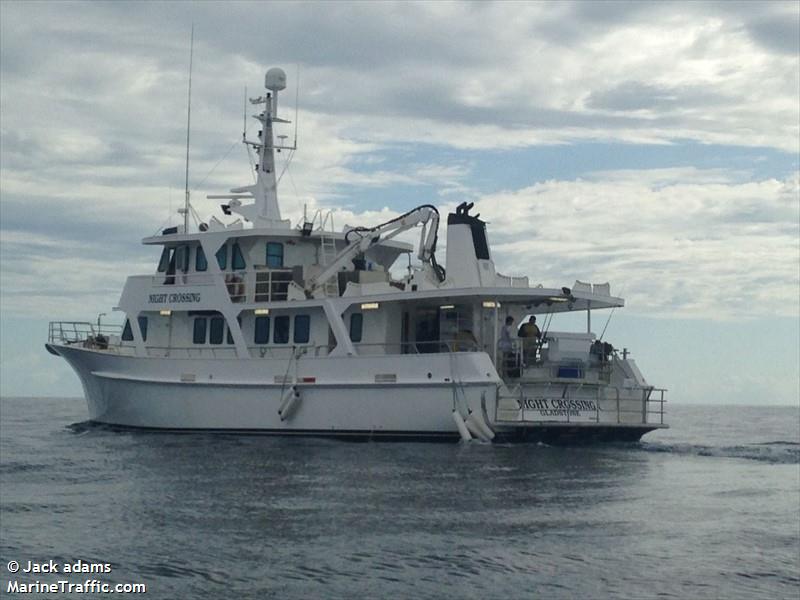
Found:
[1,397,798,599]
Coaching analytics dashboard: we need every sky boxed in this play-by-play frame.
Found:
[1,0,798,405]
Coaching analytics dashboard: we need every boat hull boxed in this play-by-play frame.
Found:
[50,344,665,442]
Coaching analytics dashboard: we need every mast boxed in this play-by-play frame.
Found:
[252,68,287,223]
[210,67,296,228]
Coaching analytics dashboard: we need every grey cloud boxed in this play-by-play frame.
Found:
[746,15,800,56]
[586,81,732,113]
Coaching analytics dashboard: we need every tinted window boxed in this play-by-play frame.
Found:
[232,243,246,270]
[138,316,148,342]
[193,318,207,344]
[196,246,207,271]
[349,313,363,342]
[274,316,290,344]
[157,247,171,272]
[179,246,190,273]
[209,317,224,344]
[216,245,227,270]
[122,319,133,341]
[266,242,283,268]
[254,316,270,344]
[294,315,310,344]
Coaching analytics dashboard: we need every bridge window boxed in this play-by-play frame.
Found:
[209,317,225,345]
[349,313,363,342]
[254,316,270,344]
[232,243,246,270]
[294,315,310,344]
[138,316,148,341]
[274,315,290,344]
[193,318,207,344]
[196,246,207,271]
[266,242,283,268]
[216,245,227,270]
[177,246,190,273]
[157,247,172,272]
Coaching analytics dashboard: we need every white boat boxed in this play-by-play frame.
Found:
[46,67,667,443]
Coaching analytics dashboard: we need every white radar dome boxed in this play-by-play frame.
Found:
[265,68,287,92]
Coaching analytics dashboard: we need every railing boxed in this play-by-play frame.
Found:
[48,321,123,346]
[144,268,298,304]
[495,273,530,288]
[497,381,668,426]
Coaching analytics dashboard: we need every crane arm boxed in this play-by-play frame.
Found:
[305,204,441,297]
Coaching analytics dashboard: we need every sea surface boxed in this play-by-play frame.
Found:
[1,397,798,599]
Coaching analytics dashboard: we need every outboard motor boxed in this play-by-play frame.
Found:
[445,202,497,286]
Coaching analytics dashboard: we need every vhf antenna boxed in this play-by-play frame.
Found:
[294,64,299,148]
[181,24,194,233]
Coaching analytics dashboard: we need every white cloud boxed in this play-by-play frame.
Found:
[473,169,800,319]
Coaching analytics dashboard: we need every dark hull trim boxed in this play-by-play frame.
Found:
[81,421,658,444]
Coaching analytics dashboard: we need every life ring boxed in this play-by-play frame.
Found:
[225,274,245,301]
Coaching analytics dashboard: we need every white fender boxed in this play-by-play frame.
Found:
[470,409,496,441]
[278,386,301,421]
[452,409,472,442]
[464,411,491,442]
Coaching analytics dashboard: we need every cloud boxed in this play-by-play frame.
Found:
[1,1,798,324]
[471,168,800,319]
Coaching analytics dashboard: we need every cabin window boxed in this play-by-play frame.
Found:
[209,317,225,345]
[216,245,228,270]
[164,248,177,284]
[138,316,148,341]
[122,316,148,342]
[266,242,284,268]
[254,316,270,344]
[232,243,246,270]
[196,246,207,271]
[226,316,241,345]
[294,315,310,344]
[157,247,172,272]
[122,320,133,341]
[349,313,363,343]
[274,315,290,344]
[177,246,189,273]
[193,318,207,344]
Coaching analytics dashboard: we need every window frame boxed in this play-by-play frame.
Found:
[195,246,208,272]
[266,242,284,268]
[349,312,363,343]
[209,317,225,345]
[157,247,172,273]
[273,315,290,344]
[193,318,207,344]
[293,315,310,344]
[254,316,271,344]
[232,242,246,270]
[216,245,228,270]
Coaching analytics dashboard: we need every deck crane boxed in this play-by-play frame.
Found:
[304,204,445,298]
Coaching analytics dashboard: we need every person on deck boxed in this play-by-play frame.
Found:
[498,316,516,377]
[518,316,542,365]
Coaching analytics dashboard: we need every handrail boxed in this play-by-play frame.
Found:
[497,381,668,426]
[48,321,123,344]
[133,268,298,304]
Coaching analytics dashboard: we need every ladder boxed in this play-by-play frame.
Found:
[317,210,339,297]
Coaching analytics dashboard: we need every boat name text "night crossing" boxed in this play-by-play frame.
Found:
[149,293,201,303]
